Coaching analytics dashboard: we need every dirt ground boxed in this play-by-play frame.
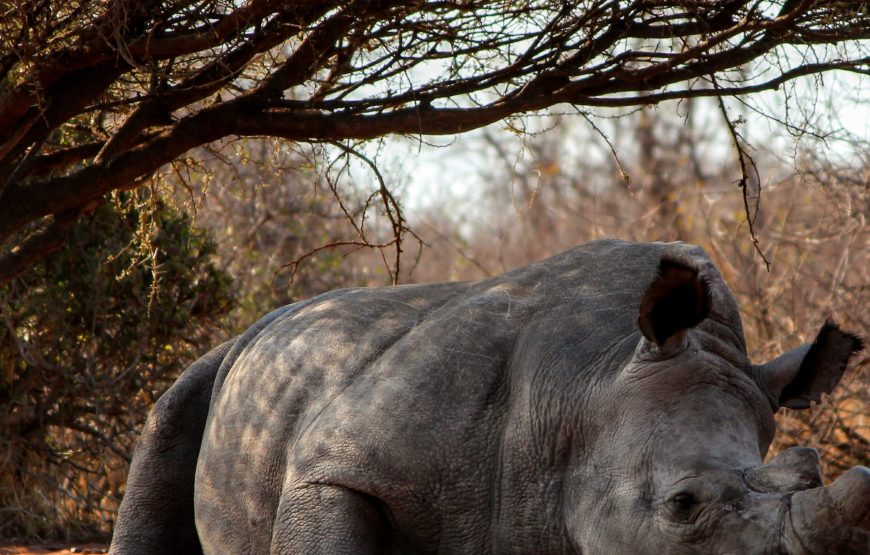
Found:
[0,544,107,555]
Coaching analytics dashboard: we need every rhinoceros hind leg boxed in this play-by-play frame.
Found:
[109,341,232,555]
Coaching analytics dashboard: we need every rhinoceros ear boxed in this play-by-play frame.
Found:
[753,321,863,411]
[637,258,711,352]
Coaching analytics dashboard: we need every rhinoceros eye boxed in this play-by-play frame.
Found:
[668,492,699,521]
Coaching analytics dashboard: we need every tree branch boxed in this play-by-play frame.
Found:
[0,208,84,285]
[1,0,868,285]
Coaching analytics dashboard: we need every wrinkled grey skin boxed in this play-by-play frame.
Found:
[110,240,868,554]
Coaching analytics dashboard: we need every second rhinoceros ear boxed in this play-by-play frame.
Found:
[638,257,712,353]
[753,321,864,411]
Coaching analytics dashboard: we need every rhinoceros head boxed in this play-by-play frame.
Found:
[566,254,867,555]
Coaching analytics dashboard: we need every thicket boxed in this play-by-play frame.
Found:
[0,194,234,539]
[173,139,390,322]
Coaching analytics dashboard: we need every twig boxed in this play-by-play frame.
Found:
[274,238,398,285]
[329,141,407,285]
[711,73,771,271]
[577,109,631,188]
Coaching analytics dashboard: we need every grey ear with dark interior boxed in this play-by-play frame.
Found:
[637,257,712,354]
[752,321,864,411]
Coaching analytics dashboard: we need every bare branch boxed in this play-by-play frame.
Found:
[711,74,771,271]
[331,141,408,285]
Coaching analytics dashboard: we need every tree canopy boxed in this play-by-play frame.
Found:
[1,0,868,285]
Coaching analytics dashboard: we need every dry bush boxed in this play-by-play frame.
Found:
[0,197,234,540]
[168,138,411,329]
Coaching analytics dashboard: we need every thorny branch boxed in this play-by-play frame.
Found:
[290,141,425,286]
[711,73,771,271]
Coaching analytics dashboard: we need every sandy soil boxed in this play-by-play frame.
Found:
[0,544,107,555]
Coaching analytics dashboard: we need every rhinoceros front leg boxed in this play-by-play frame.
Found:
[269,483,387,554]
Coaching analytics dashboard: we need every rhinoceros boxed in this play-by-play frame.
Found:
[110,239,868,554]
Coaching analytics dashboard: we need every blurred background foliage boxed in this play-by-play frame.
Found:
[1,101,867,541]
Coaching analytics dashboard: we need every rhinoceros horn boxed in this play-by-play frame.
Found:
[785,465,870,553]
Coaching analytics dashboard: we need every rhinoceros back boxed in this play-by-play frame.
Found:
[193,239,746,553]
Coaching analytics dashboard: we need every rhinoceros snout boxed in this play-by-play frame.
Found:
[785,465,870,555]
